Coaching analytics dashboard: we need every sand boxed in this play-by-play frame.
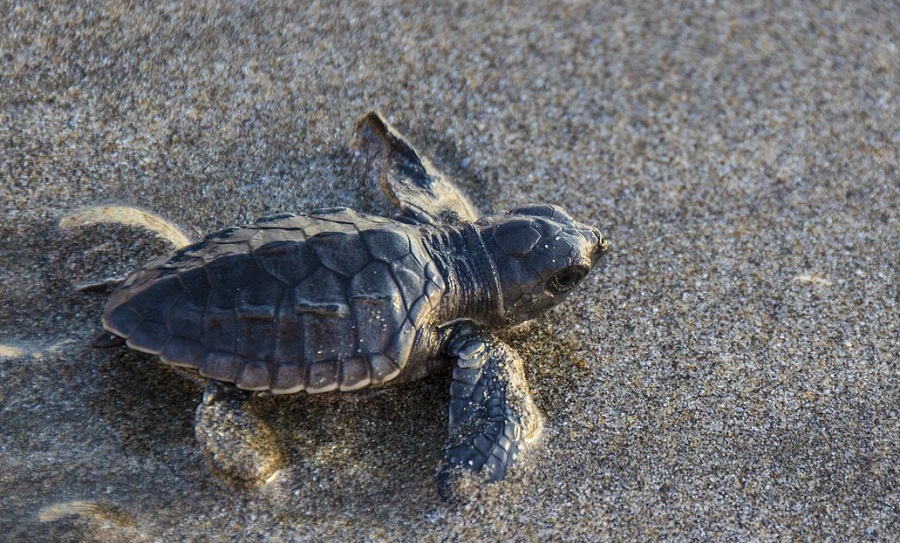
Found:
[1,1,897,541]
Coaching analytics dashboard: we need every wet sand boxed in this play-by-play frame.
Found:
[1,2,898,541]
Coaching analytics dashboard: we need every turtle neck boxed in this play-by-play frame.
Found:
[423,222,505,328]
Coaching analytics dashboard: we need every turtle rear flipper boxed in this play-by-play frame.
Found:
[90,330,125,348]
[78,278,128,348]
[76,276,126,295]
[78,278,127,348]
[194,382,285,487]
[437,328,543,498]
[354,112,479,225]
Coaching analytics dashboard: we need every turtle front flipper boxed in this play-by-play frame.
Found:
[438,327,543,497]
[354,111,479,225]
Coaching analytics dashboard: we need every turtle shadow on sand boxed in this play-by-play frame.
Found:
[84,342,449,519]
[0,217,171,349]
[250,370,451,517]
[85,348,200,459]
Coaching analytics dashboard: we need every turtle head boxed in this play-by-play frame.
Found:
[479,204,609,324]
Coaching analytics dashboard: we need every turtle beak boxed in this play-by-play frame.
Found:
[589,227,609,266]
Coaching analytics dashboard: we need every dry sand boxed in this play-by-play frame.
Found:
[1,1,897,541]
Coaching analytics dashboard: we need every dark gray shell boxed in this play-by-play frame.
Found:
[102,207,445,393]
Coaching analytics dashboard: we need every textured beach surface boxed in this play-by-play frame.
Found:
[1,1,897,541]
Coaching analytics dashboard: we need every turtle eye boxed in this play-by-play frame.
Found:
[547,266,586,295]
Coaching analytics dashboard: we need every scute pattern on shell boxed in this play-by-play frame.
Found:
[102,208,446,393]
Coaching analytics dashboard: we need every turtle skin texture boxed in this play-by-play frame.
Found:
[102,207,446,394]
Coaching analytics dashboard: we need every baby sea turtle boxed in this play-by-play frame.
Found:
[88,112,608,495]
